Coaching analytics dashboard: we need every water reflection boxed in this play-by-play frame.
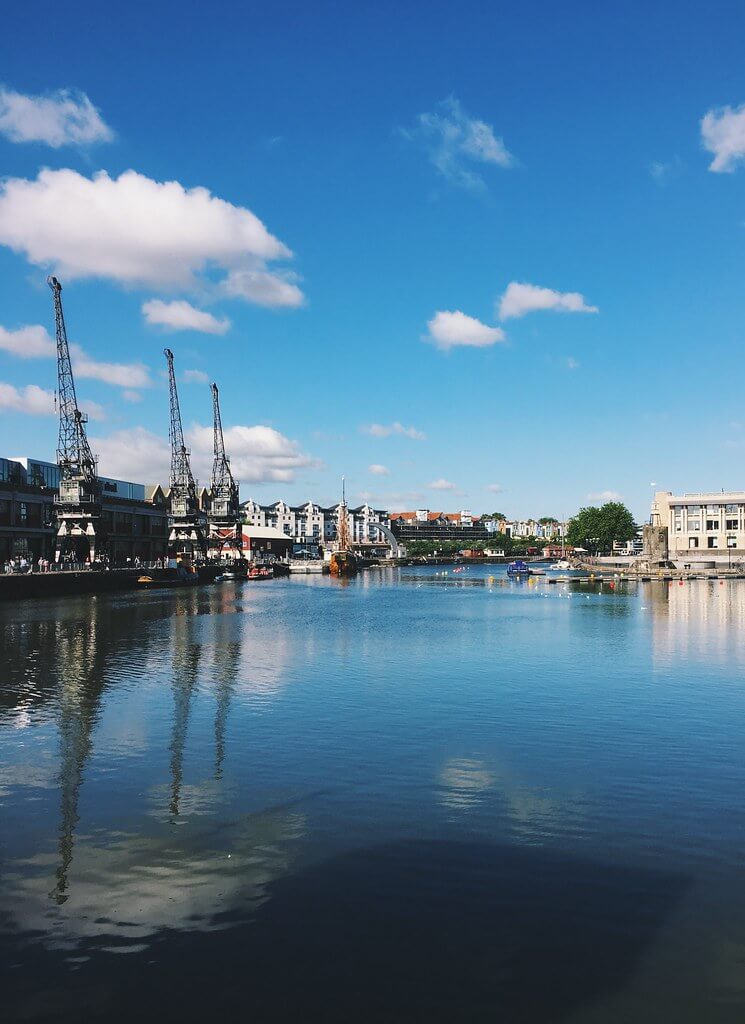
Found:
[50,603,109,905]
[439,757,494,810]
[4,573,745,1021]
[438,755,585,842]
[168,607,202,819]
[649,580,745,666]
[0,583,312,963]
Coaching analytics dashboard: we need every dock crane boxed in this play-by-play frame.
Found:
[164,348,208,562]
[207,382,243,561]
[48,277,104,563]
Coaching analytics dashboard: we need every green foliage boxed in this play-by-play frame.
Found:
[538,517,558,525]
[566,502,637,554]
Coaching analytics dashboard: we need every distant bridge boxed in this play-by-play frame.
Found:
[367,522,402,558]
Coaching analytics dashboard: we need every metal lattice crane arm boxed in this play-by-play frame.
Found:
[210,383,237,498]
[48,277,96,483]
[164,348,198,506]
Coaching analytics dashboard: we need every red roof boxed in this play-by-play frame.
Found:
[389,510,482,524]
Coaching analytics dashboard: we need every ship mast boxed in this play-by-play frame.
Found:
[337,476,351,550]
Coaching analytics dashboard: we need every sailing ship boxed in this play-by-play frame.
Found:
[329,477,358,577]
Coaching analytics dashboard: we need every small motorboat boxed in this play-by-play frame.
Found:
[547,559,572,571]
[248,565,273,580]
[507,559,533,577]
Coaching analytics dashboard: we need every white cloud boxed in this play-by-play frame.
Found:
[0,382,55,416]
[588,490,622,503]
[403,96,514,191]
[80,399,106,421]
[0,169,300,306]
[361,422,426,440]
[429,478,458,491]
[142,299,230,335]
[566,356,580,370]
[498,282,599,320]
[486,483,503,493]
[91,423,319,487]
[0,321,150,389]
[0,381,104,421]
[701,103,745,172]
[122,390,142,403]
[222,269,304,309]
[368,464,390,476]
[69,344,150,388]
[90,427,171,483]
[187,423,321,484]
[183,369,209,384]
[649,158,681,184]
[0,86,112,147]
[426,310,505,350]
[0,324,55,358]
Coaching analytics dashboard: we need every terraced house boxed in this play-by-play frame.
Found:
[240,499,390,547]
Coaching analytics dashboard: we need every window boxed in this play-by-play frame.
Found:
[689,537,699,548]
[706,504,720,515]
[706,519,720,531]
[708,536,719,548]
[18,502,27,522]
[728,536,737,549]
[726,503,738,514]
[687,518,701,531]
[726,518,738,531]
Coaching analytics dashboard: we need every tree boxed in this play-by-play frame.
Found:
[538,517,558,525]
[566,502,636,554]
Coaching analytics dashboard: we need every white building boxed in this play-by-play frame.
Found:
[240,499,390,548]
[485,517,566,539]
[652,490,745,557]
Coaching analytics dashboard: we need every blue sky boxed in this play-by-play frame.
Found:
[2,1,745,520]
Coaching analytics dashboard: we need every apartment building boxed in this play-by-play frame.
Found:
[652,490,745,556]
[240,499,391,546]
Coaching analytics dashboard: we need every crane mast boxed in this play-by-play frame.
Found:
[48,277,103,563]
[207,382,243,560]
[164,348,207,561]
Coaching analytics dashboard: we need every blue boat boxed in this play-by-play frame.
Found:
[507,559,532,577]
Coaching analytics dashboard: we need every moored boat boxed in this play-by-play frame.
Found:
[248,565,273,580]
[507,559,534,578]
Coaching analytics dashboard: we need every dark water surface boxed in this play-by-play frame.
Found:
[2,567,745,1021]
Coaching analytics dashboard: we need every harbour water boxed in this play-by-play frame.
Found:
[2,567,745,1021]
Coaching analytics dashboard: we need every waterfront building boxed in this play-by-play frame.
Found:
[240,525,294,562]
[486,517,566,540]
[651,490,745,557]
[612,530,644,557]
[389,509,490,545]
[240,499,391,548]
[0,456,169,564]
